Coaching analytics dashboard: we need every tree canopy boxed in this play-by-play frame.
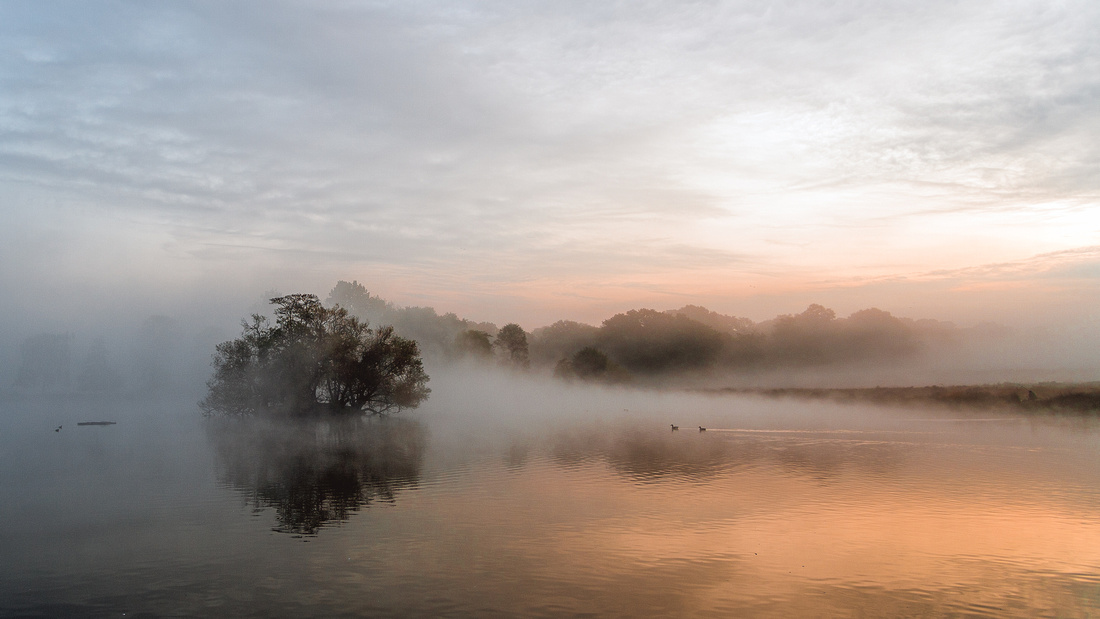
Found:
[261,282,978,387]
[201,294,430,417]
[494,323,530,368]
[325,280,498,361]
[453,329,493,359]
[599,309,728,374]
[554,346,630,384]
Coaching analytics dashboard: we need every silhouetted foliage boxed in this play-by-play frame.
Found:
[554,347,630,383]
[208,416,426,535]
[201,294,430,417]
[389,306,471,359]
[453,329,493,360]
[1043,391,1100,413]
[319,281,998,383]
[839,308,919,359]
[326,280,497,360]
[326,280,393,324]
[599,309,728,374]
[494,323,530,368]
[766,303,837,365]
[761,305,923,366]
[530,320,602,366]
[571,347,610,378]
[667,305,764,367]
[668,305,755,335]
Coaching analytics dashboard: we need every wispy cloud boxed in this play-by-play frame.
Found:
[1,0,1098,327]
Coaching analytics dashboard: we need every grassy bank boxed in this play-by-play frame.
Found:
[709,383,1100,415]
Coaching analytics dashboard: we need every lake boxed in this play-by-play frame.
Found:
[3,371,1100,617]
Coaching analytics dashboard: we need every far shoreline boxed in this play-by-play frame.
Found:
[704,382,1100,415]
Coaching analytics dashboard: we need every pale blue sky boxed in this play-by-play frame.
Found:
[2,1,1098,331]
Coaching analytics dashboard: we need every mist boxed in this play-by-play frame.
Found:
[5,279,1100,616]
[5,2,1100,614]
[3,277,1098,406]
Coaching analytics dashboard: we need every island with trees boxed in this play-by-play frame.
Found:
[200,294,430,417]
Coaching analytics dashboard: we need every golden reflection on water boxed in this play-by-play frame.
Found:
[336,418,1100,617]
[7,397,1100,616]
[198,411,1100,616]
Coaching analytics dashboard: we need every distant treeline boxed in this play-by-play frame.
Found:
[2,280,1002,395]
[326,281,982,384]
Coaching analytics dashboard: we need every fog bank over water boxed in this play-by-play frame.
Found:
[411,363,1087,457]
[2,280,1098,399]
[5,3,1100,613]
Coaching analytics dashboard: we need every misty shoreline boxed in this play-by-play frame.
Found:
[6,379,1100,418]
[7,280,1098,400]
[703,383,1100,415]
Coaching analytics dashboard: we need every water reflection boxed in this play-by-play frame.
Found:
[207,416,426,534]
[544,422,920,483]
[6,395,1100,617]
[546,424,755,481]
[517,417,1100,617]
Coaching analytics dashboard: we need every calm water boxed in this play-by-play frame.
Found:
[3,377,1100,617]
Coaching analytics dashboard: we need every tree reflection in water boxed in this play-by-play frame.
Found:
[546,422,757,481]
[545,421,911,482]
[207,416,426,534]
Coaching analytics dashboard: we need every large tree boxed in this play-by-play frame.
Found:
[325,280,392,323]
[599,309,727,374]
[453,329,493,360]
[494,323,530,368]
[201,294,430,417]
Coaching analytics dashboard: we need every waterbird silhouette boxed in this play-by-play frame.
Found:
[55,425,61,432]
[670,424,679,431]
[699,426,706,432]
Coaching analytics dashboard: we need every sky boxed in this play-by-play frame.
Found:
[1,0,1098,332]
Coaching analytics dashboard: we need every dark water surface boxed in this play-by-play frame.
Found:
[3,384,1100,617]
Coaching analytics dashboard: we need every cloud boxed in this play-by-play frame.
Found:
[928,245,1100,282]
[1,0,1098,329]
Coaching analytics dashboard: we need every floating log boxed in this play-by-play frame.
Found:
[77,421,117,426]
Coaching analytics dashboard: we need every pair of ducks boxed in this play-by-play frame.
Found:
[670,424,706,432]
